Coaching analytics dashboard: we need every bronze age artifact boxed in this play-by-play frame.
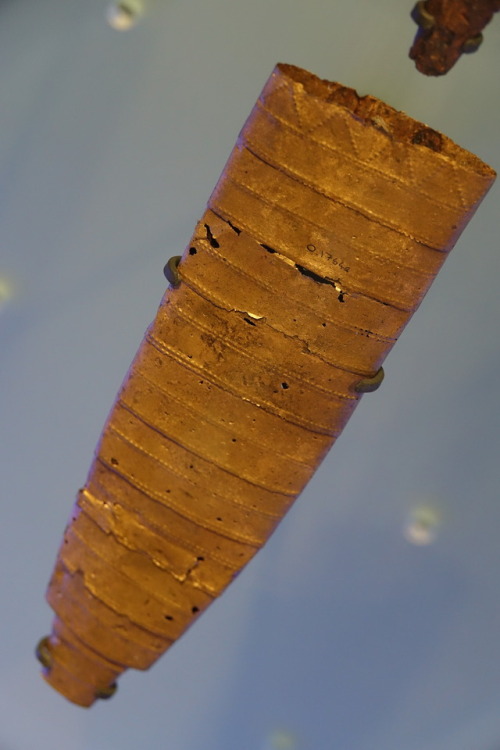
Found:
[410,0,500,75]
[37,63,496,706]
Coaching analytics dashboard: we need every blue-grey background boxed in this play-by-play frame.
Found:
[1,1,499,748]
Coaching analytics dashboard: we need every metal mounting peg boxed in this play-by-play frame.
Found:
[95,682,118,700]
[411,0,435,30]
[462,33,483,53]
[35,636,53,670]
[354,366,385,393]
[163,255,182,287]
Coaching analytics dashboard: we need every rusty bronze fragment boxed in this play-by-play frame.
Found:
[39,63,496,706]
[410,0,500,75]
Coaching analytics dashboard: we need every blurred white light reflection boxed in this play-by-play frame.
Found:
[106,1,144,30]
[404,505,441,546]
[0,276,14,312]
[267,729,298,749]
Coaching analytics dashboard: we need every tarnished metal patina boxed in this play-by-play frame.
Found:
[38,63,496,706]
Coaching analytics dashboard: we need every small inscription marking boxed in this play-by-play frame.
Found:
[306,244,350,273]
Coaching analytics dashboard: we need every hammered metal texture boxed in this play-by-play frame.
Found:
[40,63,495,706]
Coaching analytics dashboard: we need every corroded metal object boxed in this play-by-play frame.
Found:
[163,255,182,288]
[410,0,500,75]
[354,366,385,394]
[38,63,496,706]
